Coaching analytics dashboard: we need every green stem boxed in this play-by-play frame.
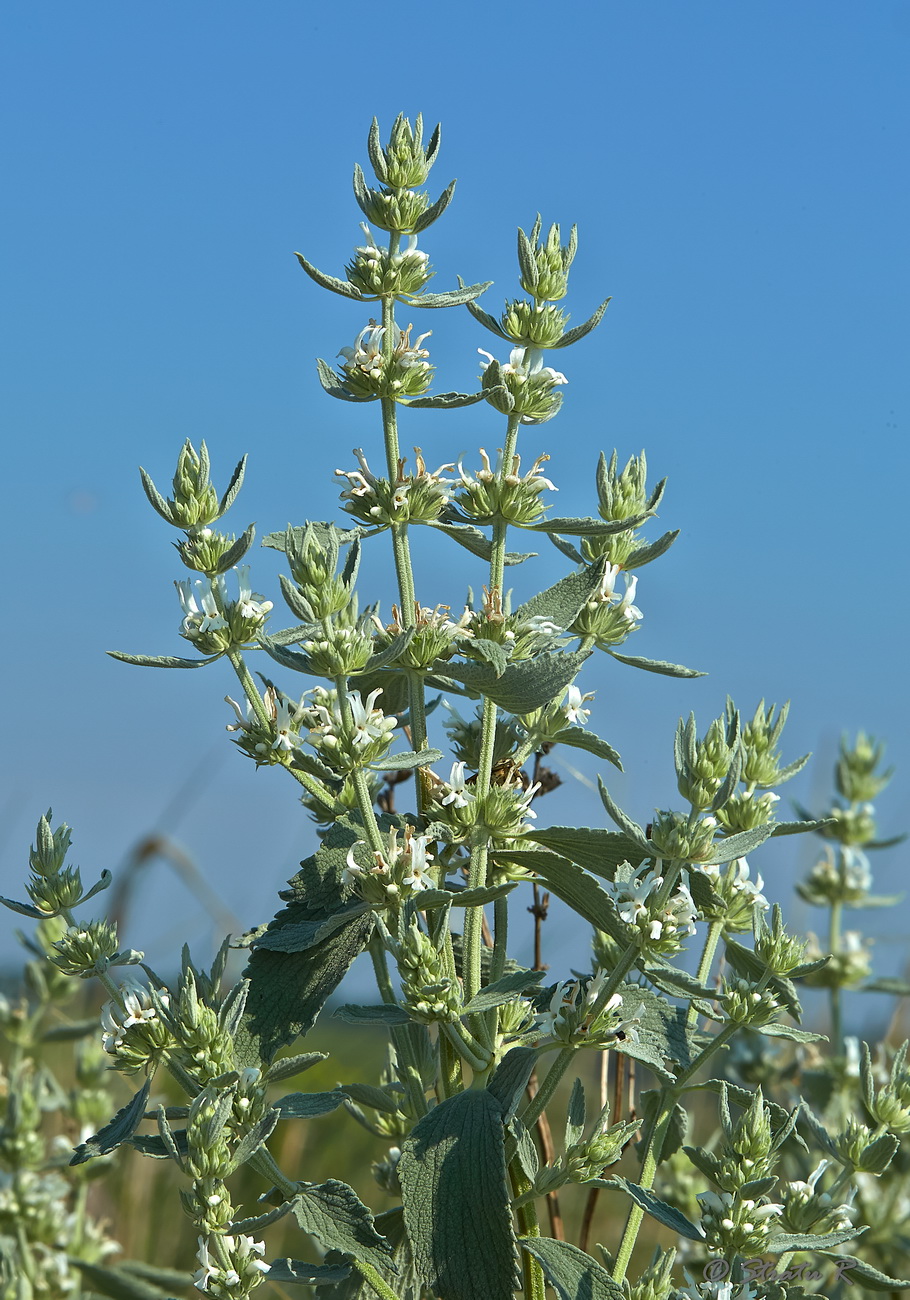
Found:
[511,1164,547,1300]
[443,1019,491,1073]
[518,1047,575,1134]
[226,648,271,728]
[829,899,843,1054]
[612,1020,739,1283]
[368,933,428,1120]
[491,894,509,983]
[351,1258,400,1300]
[687,919,724,1029]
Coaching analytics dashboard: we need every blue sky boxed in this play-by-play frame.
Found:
[2,2,907,1007]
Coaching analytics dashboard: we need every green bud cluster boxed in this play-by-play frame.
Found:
[697,1187,783,1256]
[479,353,565,424]
[101,980,175,1073]
[455,448,557,524]
[675,713,739,813]
[693,859,768,932]
[825,802,877,846]
[337,322,433,400]
[736,699,807,789]
[625,1248,676,1300]
[300,618,374,677]
[581,451,660,567]
[797,845,872,907]
[801,930,871,990]
[563,1121,637,1183]
[337,447,453,526]
[225,686,312,769]
[865,1042,910,1133]
[282,523,359,622]
[721,977,782,1027]
[396,922,462,1025]
[368,113,440,190]
[372,602,468,671]
[715,788,780,833]
[831,1116,899,1174]
[0,1066,46,1169]
[836,732,893,804]
[649,810,718,863]
[500,300,569,348]
[781,1161,855,1235]
[753,906,808,976]
[50,920,121,978]
[141,440,245,532]
[442,703,521,772]
[712,1088,775,1192]
[357,184,430,233]
[518,215,577,303]
[175,527,240,575]
[22,814,87,917]
[346,227,432,298]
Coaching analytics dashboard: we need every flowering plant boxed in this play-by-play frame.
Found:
[2,114,908,1300]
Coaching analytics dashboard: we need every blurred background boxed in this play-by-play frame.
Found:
[1,0,908,1030]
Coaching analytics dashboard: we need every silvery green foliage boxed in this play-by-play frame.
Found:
[5,115,909,1300]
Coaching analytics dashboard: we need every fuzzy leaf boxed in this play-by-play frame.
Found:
[215,522,256,573]
[564,1078,586,1149]
[70,1079,151,1165]
[0,895,50,919]
[770,817,832,836]
[428,519,535,566]
[488,1047,540,1120]
[315,357,376,402]
[230,1108,280,1169]
[514,559,608,630]
[766,1228,861,1253]
[816,1252,910,1291]
[265,1051,328,1082]
[494,848,628,945]
[463,970,545,1015]
[461,637,511,677]
[464,293,512,340]
[606,1176,704,1240]
[287,1182,393,1271]
[624,529,680,570]
[413,179,457,232]
[138,466,175,524]
[549,727,623,771]
[596,780,652,852]
[523,512,651,536]
[251,902,371,954]
[295,251,364,300]
[68,1261,183,1300]
[443,649,591,714]
[333,1004,411,1027]
[527,825,645,880]
[400,1089,518,1300]
[339,1083,405,1115]
[266,1258,352,1285]
[862,977,910,996]
[367,748,443,772]
[708,823,777,862]
[404,390,485,408]
[761,1023,826,1042]
[408,282,491,308]
[417,882,517,911]
[606,650,706,678]
[549,296,613,349]
[107,651,222,669]
[275,1091,347,1119]
[519,1237,624,1299]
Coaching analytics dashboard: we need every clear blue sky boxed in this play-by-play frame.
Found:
[2,2,907,1001]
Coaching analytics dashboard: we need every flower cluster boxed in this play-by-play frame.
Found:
[336,446,454,525]
[176,566,272,654]
[610,864,698,955]
[343,826,435,908]
[694,857,769,931]
[535,971,644,1049]
[570,562,643,648]
[478,345,567,423]
[346,224,432,298]
[337,321,433,399]
[455,446,558,524]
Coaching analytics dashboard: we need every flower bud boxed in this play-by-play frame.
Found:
[346,226,432,298]
[369,113,440,189]
[500,300,569,348]
[836,732,893,804]
[455,447,558,525]
[50,921,120,978]
[396,922,462,1025]
[176,528,239,575]
[649,810,717,864]
[518,216,577,303]
[720,977,781,1028]
[478,347,566,424]
[337,322,433,399]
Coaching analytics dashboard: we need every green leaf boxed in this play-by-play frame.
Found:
[564,1078,586,1149]
[266,1258,352,1285]
[138,465,175,524]
[288,1182,394,1271]
[496,849,629,945]
[549,295,613,349]
[443,650,591,714]
[518,1237,625,1299]
[41,1018,100,1042]
[230,1108,280,1169]
[0,895,50,919]
[862,977,910,996]
[252,902,371,953]
[404,390,485,408]
[215,522,256,573]
[463,970,545,1015]
[265,1051,328,1082]
[687,1079,791,1131]
[765,1228,860,1253]
[606,1176,704,1240]
[523,512,651,536]
[816,1252,910,1291]
[549,727,623,771]
[339,1083,405,1115]
[635,1090,688,1162]
[488,1047,540,1120]
[606,650,706,678]
[400,1089,518,1300]
[126,1130,189,1160]
[429,518,534,566]
[514,559,609,630]
[407,282,491,308]
[461,636,511,677]
[275,1090,347,1119]
[237,913,375,1065]
[413,179,458,232]
[527,825,645,880]
[70,1079,152,1165]
[333,1004,411,1027]
[417,882,517,910]
[708,823,776,862]
[596,780,651,853]
[78,869,113,906]
[770,817,833,836]
[761,1023,826,1043]
[107,651,222,669]
[624,529,680,570]
[217,453,247,518]
[295,251,365,300]
[68,1260,185,1300]
[316,357,376,402]
[464,292,512,341]
[367,748,443,772]
[643,964,717,1002]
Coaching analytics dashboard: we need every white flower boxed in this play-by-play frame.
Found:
[563,684,593,726]
[478,345,568,385]
[175,579,225,635]
[441,761,474,809]
[340,323,385,378]
[101,981,168,1054]
[232,565,273,621]
[619,574,643,623]
[347,688,396,750]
